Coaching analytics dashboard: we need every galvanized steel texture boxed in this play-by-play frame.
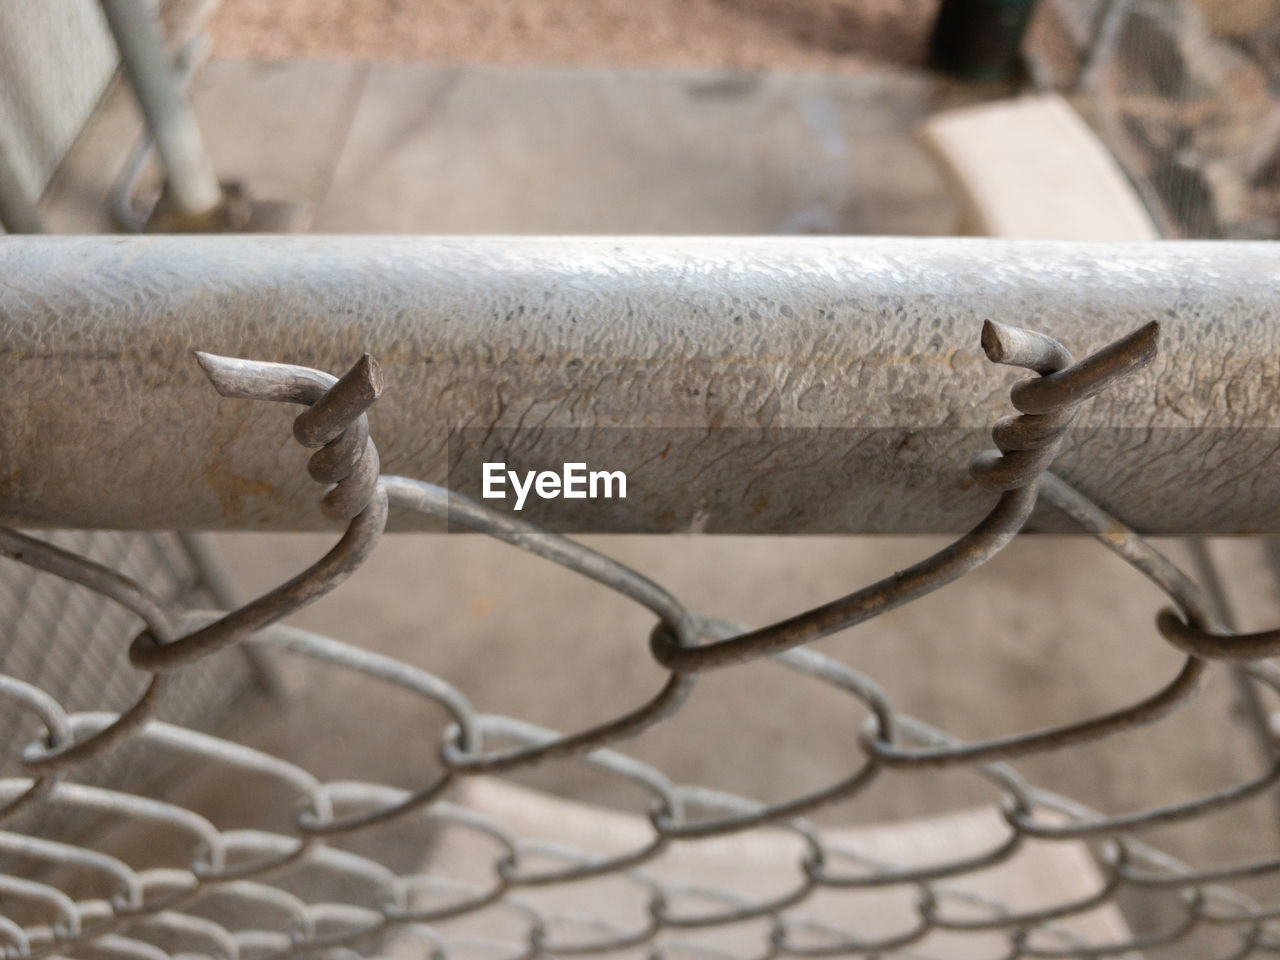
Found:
[1,236,1278,534]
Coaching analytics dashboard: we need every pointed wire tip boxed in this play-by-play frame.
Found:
[192,350,244,397]
[980,319,1011,364]
[1124,320,1161,362]
[979,320,1073,374]
[1072,319,1161,376]
[349,353,384,401]
[291,353,385,448]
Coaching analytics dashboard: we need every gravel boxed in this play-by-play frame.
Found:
[209,0,937,72]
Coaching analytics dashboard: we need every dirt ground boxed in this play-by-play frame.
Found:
[209,0,938,72]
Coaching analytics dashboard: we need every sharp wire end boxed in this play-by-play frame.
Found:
[192,350,242,396]
[1134,320,1161,356]
[980,320,1006,363]
[346,354,384,400]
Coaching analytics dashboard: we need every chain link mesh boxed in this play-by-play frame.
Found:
[2,320,1279,960]
[0,530,259,789]
[1046,0,1280,240]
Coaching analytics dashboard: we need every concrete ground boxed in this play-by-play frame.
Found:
[37,54,1280,950]
[44,59,964,236]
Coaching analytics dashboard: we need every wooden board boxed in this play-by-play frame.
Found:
[919,93,1160,241]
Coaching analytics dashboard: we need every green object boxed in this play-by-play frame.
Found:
[928,0,1039,82]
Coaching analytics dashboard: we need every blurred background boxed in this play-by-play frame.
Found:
[5,0,1280,238]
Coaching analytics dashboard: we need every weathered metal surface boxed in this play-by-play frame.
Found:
[1,235,1278,533]
[650,319,1160,673]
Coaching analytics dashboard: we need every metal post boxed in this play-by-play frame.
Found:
[1,236,1278,534]
[0,139,44,234]
[99,0,222,221]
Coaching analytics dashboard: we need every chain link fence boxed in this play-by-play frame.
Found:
[3,314,1280,960]
[1044,0,1280,240]
[0,529,261,790]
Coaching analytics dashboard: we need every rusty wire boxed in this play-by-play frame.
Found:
[2,321,1280,960]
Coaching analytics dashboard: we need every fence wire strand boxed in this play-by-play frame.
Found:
[3,320,1280,960]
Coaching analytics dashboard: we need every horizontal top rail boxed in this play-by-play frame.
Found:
[1,235,1277,534]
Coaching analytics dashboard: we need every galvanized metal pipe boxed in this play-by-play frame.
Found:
[99,0,222,219]
[110,32,209,232]
[0,235,1277,534]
